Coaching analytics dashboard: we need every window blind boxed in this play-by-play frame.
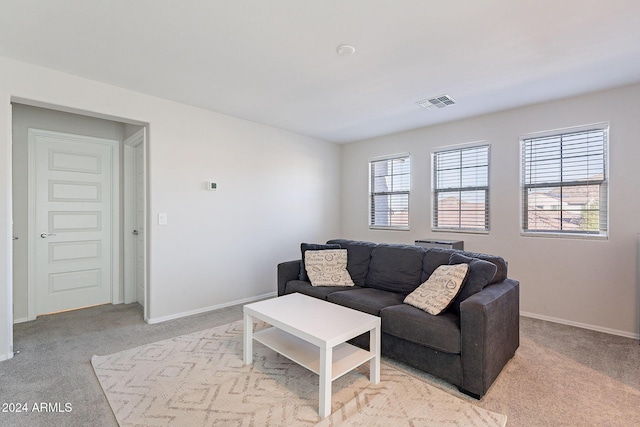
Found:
[432,145,489,231]
[370,155,410,229]
[521,127,608,236]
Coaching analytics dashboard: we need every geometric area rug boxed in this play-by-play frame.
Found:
[92,321,507,427]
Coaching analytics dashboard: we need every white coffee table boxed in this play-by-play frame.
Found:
[243,292,381,418]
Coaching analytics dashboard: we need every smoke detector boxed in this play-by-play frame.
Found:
[417,95,456,110]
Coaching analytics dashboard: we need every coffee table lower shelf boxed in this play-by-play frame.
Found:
[253,327,375,381]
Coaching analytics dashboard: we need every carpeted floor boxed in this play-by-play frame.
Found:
[1,302,639,426]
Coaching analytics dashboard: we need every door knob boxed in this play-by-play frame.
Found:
[132,230,139,235]
[40,232,57,238]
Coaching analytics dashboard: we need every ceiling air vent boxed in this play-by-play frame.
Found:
[417,95,456,110]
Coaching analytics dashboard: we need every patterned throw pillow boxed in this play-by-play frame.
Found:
[403,263,469,315]
[299,242,341,281]
[304,249,355,287]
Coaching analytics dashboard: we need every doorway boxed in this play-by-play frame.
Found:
[11,103,148,323]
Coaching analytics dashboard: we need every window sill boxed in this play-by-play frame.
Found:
[431,228,489,235]
[369,226,410,231]
[520,231,608,241]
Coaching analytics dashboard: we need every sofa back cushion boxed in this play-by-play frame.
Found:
[459,251,507,284]
[326,239,376,287]
[448,252,498,315]
[365,243,425,294]
[421,248,454,281]
[422,247,508,285]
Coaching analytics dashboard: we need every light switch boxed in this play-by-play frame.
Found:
[158,212,168,225]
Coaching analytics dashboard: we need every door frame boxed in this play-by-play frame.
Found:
[27,128,120,320]
[123,128,148,321]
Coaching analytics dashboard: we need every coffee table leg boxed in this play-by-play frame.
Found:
[370,325,380,384]
[243,312,253,365]
[319,345,333,418]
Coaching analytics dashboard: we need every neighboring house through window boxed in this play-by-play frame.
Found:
[520,124,608,237]
[369,154,410,229]
[432,144,489,232]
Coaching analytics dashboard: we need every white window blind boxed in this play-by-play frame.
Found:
[369,154,410,229]
[521,126,608,236]
[432,145,489,232]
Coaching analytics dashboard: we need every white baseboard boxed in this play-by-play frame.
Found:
[13,317,30,324]
[520,311,640,340]
[147,292,277,325]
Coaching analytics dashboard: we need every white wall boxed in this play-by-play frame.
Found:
[340,84,640,338]
[0,57,341,359]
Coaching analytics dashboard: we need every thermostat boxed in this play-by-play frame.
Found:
[207,181,217,191]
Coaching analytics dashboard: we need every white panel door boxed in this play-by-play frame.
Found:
[31,130,116,316]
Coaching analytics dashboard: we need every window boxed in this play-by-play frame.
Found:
[521,125,608,237]
[432,144,489,232]
[369,154,410,229]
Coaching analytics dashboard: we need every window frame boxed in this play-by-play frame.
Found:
[431,143,490,233]
[368,153,411,230]
[519,123,609,239]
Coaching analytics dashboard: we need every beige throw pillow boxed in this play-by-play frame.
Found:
[404,263,469,315]
[304,249,355,287]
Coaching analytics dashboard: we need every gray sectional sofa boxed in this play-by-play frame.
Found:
[277,239,520,398]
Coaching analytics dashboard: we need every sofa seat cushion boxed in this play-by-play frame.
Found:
[327,288,405,316]
[284,280,360,300]
[381,304,461,354]
[326,239,376,287]
[365,244,425,294]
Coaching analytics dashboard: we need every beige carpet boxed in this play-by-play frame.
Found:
[475,336,640,427]
[92,321,507,426]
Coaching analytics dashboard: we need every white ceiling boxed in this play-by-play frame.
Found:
[2,0,640,143]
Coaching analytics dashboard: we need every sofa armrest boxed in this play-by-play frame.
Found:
[277,260,301,296]
[459,279,520,397]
